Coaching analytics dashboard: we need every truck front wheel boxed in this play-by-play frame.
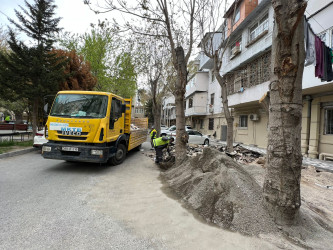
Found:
[111,144,127,165]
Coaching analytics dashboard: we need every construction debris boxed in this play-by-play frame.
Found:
[145,143,265,167]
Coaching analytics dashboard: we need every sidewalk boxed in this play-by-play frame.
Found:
[214,140,333,174]
[0,147,37,159]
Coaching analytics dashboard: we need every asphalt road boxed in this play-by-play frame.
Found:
[0,142,278,250]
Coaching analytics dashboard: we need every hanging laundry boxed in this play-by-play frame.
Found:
[304,18,316,66]
[322,44,328,81]
[315,36,324,78]
[325,47,333,81]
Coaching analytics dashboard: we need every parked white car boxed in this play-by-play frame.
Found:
[160,125,168,130]
[161,125,193,136]
[33,129,48,148]
[187,130,209,145]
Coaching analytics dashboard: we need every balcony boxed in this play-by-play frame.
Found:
[185,105,207,117]
[185,72,209,98]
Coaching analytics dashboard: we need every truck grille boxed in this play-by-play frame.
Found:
[56,131,88,140]
[57,136,87,140]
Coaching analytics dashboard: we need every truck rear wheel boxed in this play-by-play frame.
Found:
[111,144,127,165]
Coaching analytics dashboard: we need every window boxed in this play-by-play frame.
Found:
[239,115,248,128]
[211,93,215,106]
[50,94,108,118]
[187,130,195,136]
[234,7,240,24]
[324,108,333,134]
[209,118,214,130]
[249,14,268,42]
[231,38,242,57]
[211,71,215,83]
[188,97,193,108]
[110,97,123,129]
[200,119,204,129]
[193,131,202,136]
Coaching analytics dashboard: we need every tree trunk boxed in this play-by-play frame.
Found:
[32,97,39,136]
[153,102,161,137]
[214,52,234,152]
[174,47,188,165]
[14,111,23,124]
[263,0,306,225]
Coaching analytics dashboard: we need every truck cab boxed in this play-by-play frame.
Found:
[42,91,147,165]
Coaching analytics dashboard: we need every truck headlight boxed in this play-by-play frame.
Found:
[42,146,51,152]
[91,149,103,156]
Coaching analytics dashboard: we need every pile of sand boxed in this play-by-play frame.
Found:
[161,147,333,248]
[161,147,277,235]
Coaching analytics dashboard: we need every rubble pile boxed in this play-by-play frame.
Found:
[161,147,276,235]
[145,143,265,167]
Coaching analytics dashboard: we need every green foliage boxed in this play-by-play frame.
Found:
[0,140,33,154]
[80,22,114,91]
[0,0,66,133]
[108,53,137,98]
[0,0,65,101]
[144,99,154,123]
[58,21,138,98]
[0,97,28,122]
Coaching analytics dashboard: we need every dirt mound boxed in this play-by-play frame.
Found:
[160,147,333,248]
[161,147,277,235]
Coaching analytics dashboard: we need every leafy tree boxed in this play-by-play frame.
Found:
[86,0,205,164]
[80,21,114,91]
[0,25,9,52]
[108,52,137,98]
[58,21,138,97]
[53,49,97,90]
[0,97,28,124]
[0,0,65,135]
[144,99,154,124]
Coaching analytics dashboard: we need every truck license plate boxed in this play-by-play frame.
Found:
[62,146,79,152]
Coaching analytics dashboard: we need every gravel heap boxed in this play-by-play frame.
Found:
[161,147,277,236]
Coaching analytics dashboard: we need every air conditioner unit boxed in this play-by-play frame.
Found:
[249,114,259,121]
[231,46,241,56]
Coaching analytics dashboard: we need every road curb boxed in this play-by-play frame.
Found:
[0,147,38,159]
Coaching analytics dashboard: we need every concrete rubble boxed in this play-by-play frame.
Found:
[145,143,266,167]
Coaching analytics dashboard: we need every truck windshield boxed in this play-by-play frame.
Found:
[50,94,108,118]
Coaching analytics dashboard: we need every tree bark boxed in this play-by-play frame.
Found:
[214,52,234,152]
[153,102,161,137]
[174,46,189,165]
[263,0,307,224]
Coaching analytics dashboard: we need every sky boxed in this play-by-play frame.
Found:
[0,0,114,36]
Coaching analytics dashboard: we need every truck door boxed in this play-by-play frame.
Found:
[107,97,124,141]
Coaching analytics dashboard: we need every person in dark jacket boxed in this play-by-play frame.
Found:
[153,136,174,163]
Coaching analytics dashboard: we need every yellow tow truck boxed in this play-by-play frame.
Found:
[42,91,148,165]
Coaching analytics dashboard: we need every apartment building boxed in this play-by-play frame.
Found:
[162,95,176,127]
[219,0,333,159]
[220,0,273,148]
[301,1,333,159]
[190,0,333,159]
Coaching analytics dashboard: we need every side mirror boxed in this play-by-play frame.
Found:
[121,104,126,113]
[43,103,48,117]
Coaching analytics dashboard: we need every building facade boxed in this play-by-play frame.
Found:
[190,0,333,159]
